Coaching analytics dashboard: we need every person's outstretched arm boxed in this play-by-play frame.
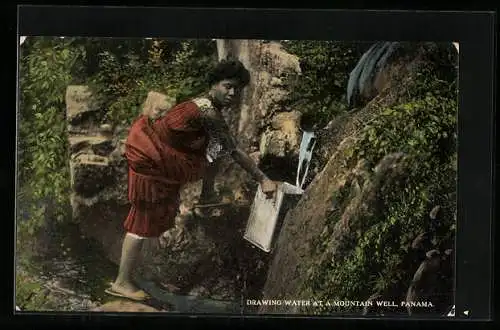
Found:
[192,99,278,196]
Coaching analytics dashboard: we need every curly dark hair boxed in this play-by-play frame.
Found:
[207,59,250,87]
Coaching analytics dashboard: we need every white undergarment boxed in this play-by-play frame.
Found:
[126,232,147,240]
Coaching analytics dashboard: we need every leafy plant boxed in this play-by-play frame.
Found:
[89,38,217,127]
[17,37,218,262]
[18,37,86,236]
[17,36,219,310]
[281,41,369,128]
[302,57,458,314]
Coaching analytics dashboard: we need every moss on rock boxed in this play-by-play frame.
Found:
[261,43,457,316]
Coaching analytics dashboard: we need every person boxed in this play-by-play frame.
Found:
[105,59,278,301]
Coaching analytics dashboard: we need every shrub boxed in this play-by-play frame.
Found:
[18,37,86,236]
[303,58,458,314]
[281,41,369,128]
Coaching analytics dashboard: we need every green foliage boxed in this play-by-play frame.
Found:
[16,36,217,309]
[15,271,50,311]
[15,255,56,311]
[281,41,368,128]
[89,39,217,127]
[18,37,86,235]
[17,37,217,236]
[303,60,458,314]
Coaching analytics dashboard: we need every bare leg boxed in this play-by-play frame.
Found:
[111,233,148,298]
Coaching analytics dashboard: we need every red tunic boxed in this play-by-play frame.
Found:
[123,100,209,237]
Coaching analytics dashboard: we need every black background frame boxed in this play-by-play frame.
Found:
[6,4,497,329]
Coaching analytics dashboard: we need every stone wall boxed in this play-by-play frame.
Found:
[66,85,128,264]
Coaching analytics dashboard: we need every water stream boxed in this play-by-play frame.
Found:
[16,222,122,311]
[16,222,250,314]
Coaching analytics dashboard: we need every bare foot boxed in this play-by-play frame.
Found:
[110,281,149,300]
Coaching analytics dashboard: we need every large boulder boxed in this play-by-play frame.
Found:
[259,42,458,316]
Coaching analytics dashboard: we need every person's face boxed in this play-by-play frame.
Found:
[211,78,243,107]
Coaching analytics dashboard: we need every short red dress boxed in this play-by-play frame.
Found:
[123,100,209,237]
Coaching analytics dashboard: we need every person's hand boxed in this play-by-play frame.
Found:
[260,179,278,200]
